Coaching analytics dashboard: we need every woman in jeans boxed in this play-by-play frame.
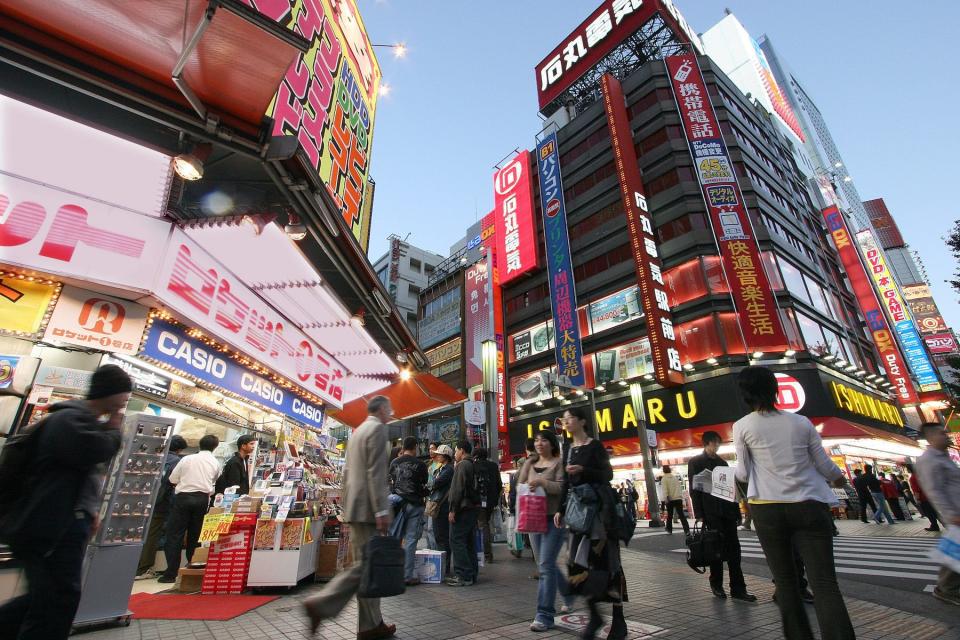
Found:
[429,445,455,576]
[518,430,572,631]
[733,366,854,640]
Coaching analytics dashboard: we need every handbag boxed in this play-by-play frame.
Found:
[684,523,723,574]
[565,483,598,535]
[516,484,548,533]
[358,535,406,598]
[614,501,636,545]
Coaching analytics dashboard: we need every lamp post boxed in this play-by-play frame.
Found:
[481,339,498,456]
[629,382,662,527]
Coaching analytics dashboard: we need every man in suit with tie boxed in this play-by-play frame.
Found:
[304,396,395,639]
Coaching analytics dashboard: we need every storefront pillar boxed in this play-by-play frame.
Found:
[630,383,662,527]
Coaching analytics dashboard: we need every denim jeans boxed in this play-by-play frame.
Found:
[451,508,479,581]
[870,491,895,524]
[528,518,571,626]
[400,502,426,580]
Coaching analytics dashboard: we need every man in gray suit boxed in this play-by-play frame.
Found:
[304,396,396,639]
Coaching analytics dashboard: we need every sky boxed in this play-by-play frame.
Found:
[358,0,960,330]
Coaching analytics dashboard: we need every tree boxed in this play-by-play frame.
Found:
[947,219,960,295]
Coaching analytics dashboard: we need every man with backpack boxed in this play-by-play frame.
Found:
[473,447,502,564]
[388,436,429,586]
[135,434,188,579]
[446,440,480,586]
[0,364,130,640]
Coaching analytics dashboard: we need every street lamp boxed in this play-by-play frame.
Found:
[629,382,663,528]
[482,339,498,455]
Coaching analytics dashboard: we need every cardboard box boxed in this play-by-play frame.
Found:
[415,550,446,584]
[315,543,340,581]
[234,497,263,513]
[178,567,205,593]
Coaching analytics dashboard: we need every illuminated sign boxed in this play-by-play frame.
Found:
[855,230,940,392]
[602,73,681,386]
[0,275,58,338]
[774,373,805,413]
[822,206,917,404]
[925,332,958,355]
[902,284,949,335]
[425,338,462,367]
[465,261,493,389]
[829,381,903,429]
[44,285,148,355]
[493,151,538,284]
[750,39,805,142]
[665,54,787,351]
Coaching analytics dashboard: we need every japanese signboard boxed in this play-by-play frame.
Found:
[511,320,554,362]
[251,0,381,248]
[588,287,642,334]
[0,355,19,389]
[535,131,586,387]
[902,284,949,335]
[924,332,958,355]
[665,54,787,353]
[0,275,58,338]
[821,206,918,405]
[488,241,508,438]
[602,74,681,386]
[104,355,171,399]
[593,337,652,386]
[535,0,702,110]
[465,260,494,389]
[493,151,538,285]
[855,230,940,392]
[43,286,148,355]
[417,288,461,349]
[425,338,461,368]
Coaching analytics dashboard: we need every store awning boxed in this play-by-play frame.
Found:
[814,417,919,448]
[331,373,466,428]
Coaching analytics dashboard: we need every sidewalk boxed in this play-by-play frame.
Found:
[83,544,957,640]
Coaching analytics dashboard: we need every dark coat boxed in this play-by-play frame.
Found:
[688,452,740,522]
[215,453,250,496]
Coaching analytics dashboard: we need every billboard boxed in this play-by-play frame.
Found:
[863,198,905,249]
[417,288,461,349]
[855,230,940,392]
[464,261,494,389]
[588,287,642,334]
[821,206,918,404]
[535,0,702,110]
[493,151,538,284]
[0,275,58,338]
[43,285,148,355]
[925,332,958,355]
[535,131,586,387]
[602,73,682,386]
[750,39,804,142]
[902,284,949,335]
[593,337,653,385]
[665,54,787,352]
[253,0,381,248]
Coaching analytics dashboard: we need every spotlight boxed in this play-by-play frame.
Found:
[618,380,628,387]
[399,369,412,381]
[350,310,366,328]
[396,351,408,364]
[643,374,654,381]
[575,390,585,396]
[536,401,544,407]
[284,213,307,240]
[784,349,796,357]
[683,363,694,371]
[821,353,836,361]
[595,385,605,392]
[172,142,212,181]
[752,351,763,359]
[241,212,278,235]
[706,357,718,365]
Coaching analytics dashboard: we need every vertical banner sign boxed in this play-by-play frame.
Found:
[490,248,507,440]
[464,261,494,389]
[665,54,787,352]
[902,284,949,335]
[493,151,538,285]
[535,131,586,387]
[855,230,941,392]
[821,206,918,404]
[601,74,682,386]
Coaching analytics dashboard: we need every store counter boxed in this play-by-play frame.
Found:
[247,518,324,587]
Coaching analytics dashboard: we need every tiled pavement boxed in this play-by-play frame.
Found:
[81,544,957,640]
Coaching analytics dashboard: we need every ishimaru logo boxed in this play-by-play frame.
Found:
[495,158,524,195]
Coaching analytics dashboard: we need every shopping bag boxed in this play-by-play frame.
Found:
[506,515,524,554]
[930,526,960,574]
[492,506,507,543]
[516,484,548,534]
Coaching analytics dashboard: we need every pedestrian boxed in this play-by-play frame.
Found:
[907,464,943,532]
[851,468,878,523]
[389,436,429,586]
[689,431,757,602]
[556,407,628,640]
[215,434,256,497]
[878,472,905,520]
[446,440,480,586]
[429,445,455,576]
[624,480,640,520]
[661,465,689,535]
[424,442,442,550]
[518,430,572,631]
[914,422,960,606]
[0,364,129,640]
[862,464,895,524]
[896,473,920,518]
[510,438,539,563]
[733,366,853,640]
[136,434,188,579]
[158,433,220,583]
[474,447,503,564]
[304,396,396,639]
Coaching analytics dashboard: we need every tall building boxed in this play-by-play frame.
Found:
[863,198,925,286]
[372,236,445,337]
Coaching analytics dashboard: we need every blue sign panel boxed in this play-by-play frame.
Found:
[895,319,939,390]
[141,319,325,428]
[535,131,585,387]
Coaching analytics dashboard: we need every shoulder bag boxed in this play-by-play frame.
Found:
[684,522,723,573]
[358,535,406,598]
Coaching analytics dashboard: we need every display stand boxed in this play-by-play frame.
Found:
[200,513,258,594]
[246,518,323,587]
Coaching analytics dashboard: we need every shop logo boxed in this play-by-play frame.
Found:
[78,297,126,334]
[0,357,16,388]
[494,158,524,195]
[546,198,561,218]
[775,373,805,413]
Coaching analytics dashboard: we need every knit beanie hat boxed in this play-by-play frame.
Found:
[87,364,133,400]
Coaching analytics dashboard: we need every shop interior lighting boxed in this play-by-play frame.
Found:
[284,212,307,241]
[399,369,412,381]
[172,142,212,181]
[784,349,796,357]
[706,357,718,365]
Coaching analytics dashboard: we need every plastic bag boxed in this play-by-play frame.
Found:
[506,515,524,553]
[930,526,960,574]
[516,484,548,533]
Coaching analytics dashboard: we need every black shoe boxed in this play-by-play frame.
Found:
[730,591,757,603]
[711,587,727,599]
[156,575,176,584]
[925,527,941,532]
[582,607,603,640]
[607,610,627,640]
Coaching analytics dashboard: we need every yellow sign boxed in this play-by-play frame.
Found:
[0,276,58,336]
[198,514,225,543]
[829,381,903,428]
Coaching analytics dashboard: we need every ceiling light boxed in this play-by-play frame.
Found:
[172,142,212,181]
[821,353,836,361]
[706,357,718,365]
[284,212,307,240]
[752,351,763,359]
[784,349,796,357]
[683,363,694,371]
[644,374,654,380]
[399,369,412,381]
[536,401,544,407]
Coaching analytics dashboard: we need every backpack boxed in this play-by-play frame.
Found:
[474,461,490,508]
[0,420,45,540]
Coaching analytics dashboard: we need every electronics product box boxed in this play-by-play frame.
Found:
[415,550,446,584]
[233,497,263,513]
[178,567,204,593]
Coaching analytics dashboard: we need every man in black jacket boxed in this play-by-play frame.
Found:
[851,468,878,523]
[136,435,188,578]
[389,436,429,585]
[446,440,480,586]
[473,447,502,564]
[0,364,129,640]
[688,431,756,602]
[215,434,256,496]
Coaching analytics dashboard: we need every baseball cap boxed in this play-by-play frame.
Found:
[435,444,454,458]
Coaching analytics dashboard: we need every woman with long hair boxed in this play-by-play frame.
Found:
[555,407,627,640]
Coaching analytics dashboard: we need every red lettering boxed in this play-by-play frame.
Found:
[214,278,249,335]
[0,196,45,247]
[40,204,145,262]
[167,244,216,315]
[245,309,273,353]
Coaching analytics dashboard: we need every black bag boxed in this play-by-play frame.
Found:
[565,483,599,535]
[684,523,723,574]
[614,501,636,545]
[0,420,43,516]
[358,535,406,598]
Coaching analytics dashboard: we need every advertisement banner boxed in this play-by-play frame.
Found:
[465,261,494,389]
[493,151,538,284]
[602,73,682,386]
[535,131,586,387]
[0,275,58,337]
[34,365,92,392]
[925,332,958,355]
[902,284,949,335]
[511,368,555,407]
[855,230,940,392]
[417,288,461,349]
[593,337,652,386]
[425,338,461,367]
[588,287,642,335]
[0,355,19,389]
[104,355,171,399]
[821,206,918,404]
[510,320,554,363]
[141,319,326,428]
[489,244,507,438]
[750,39,804,142]
[43,285,148,355]
[665,54,787,352]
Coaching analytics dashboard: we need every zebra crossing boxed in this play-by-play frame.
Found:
[671,534,943,590]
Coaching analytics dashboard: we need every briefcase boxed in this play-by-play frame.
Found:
[358,535,406,598]
[684,524,723,574]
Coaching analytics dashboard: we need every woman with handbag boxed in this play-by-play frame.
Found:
[555,407,627,640]
[427,445,455,576]
[518,430,573,631]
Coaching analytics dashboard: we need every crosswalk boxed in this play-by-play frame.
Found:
[671,534,943,591]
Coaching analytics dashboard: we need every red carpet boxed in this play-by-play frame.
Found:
[128,593,279,620]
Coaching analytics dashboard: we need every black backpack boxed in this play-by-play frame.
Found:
[0,420,44,541]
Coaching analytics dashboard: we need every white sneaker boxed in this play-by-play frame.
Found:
[530,621,550,632]
[134,570,155,581]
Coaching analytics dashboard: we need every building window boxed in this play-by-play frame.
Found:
[664,258,709,306]
[424,263,435,275]
[778,256,811,306]
[408,283,421,296]
[409,258,422,272]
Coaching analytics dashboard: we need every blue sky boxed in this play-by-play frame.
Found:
[359,1,960,330]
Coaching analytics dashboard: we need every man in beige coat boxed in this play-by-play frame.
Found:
[304,396,395,639]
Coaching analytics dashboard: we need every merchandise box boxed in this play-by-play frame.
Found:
[415,550,446,584]
[178,568,204,593]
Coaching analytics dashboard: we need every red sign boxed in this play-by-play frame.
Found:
[535,0,701,110]
[925,332,958,355]
[493,151,538,285]
[774,373,805,413]
[665,54,787,352]
[464,260,492,389]
[822,206,918,405]
[601,74,681,386]
[44,285,148,355]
